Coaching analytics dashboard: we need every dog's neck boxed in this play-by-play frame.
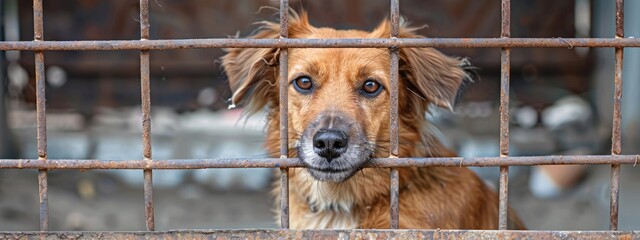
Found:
[307,181,356,212]
[291,167,394,212]
[289,169,377,229]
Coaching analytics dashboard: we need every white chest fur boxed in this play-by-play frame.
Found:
[296,181,360,229]
[299,211,359,229]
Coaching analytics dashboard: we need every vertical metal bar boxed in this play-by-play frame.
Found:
[33,0,49,231]
[389,0,400,230]
[610,164,621,230]
[498,0,511,230]
[389,165,400,229]
[610,0,624,231]
[279,0,290,229]
[139,0,154,231]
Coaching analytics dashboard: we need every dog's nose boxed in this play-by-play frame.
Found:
[313,129,348,162]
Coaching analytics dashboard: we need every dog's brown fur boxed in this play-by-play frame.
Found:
[222,11,525,230]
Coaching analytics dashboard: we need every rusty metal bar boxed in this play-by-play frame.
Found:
[388,0,400,229]
[610,0,624,231]
[2,155,638,169]
[610,164,621,230]
[139,0,155,231]
[498,165,509,229]
[389,167,400,229]
[279,168,289,228]
[498,0,511,230]
[33,0,49,231]
[388,0,400,158]
[1,230,639,239]
[2,38,640,51]
[279,0,290,229]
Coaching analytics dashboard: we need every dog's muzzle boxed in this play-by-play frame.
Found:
[298,111,372,182]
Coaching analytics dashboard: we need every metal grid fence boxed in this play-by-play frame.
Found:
[0,0,639,238]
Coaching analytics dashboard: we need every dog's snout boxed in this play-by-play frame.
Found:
[313,129,348,162]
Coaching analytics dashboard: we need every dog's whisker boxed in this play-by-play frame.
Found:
[251,146,299,158]
[254,138,302,144]
[245,137,301,143]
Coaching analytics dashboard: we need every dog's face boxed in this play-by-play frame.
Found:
[223,12,467,183]
[288,45,391,182]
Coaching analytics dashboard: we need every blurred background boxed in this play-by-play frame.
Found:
[1,0,639,231]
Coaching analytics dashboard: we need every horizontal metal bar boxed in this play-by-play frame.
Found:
[0,230,638,239]
[1,38,640,51]
[0,155,638,169]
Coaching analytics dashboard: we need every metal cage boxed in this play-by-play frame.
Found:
[0,0,639,239]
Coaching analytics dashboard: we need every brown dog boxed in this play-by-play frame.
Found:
[222,11,525,230]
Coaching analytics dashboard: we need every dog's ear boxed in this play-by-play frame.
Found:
[222,27,279,113]
[222,11,314,113]
[370,20,468,110]
[399,45,468,110]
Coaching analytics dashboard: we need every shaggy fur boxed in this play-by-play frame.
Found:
[222,11,525,230]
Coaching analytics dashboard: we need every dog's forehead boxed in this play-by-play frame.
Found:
[289,48,390,79]
[287,28,391,84]
[303,27,370,38]
[290,28,389,66]
[289,48,388,64]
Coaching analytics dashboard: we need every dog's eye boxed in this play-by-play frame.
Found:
[361,79,382,97]
[293,76,313,93]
